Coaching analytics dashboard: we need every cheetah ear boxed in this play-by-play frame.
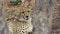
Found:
[22,0,25,2]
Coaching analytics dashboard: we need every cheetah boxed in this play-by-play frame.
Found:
[3,8,33,34]
[3,0,35,34]
[7,10,33,34]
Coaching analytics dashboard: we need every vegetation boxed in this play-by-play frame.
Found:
[10,0,22,5]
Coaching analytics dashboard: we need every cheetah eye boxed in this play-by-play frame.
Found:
[28,11,30,12]
[22,31,24,33]
[21,12,24,13]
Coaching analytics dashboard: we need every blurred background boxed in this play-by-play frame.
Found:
[0,0,60,34]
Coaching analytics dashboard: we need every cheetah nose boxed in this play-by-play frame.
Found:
[26,16,28,18]
[26,16,29,20]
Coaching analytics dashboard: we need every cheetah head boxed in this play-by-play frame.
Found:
[17,9,32,22]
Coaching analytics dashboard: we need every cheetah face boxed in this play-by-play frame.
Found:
[17,9,32,22]
[21,12,29,20]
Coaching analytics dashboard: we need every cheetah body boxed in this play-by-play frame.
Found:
[8,17,33,34]
[3,0,35,34]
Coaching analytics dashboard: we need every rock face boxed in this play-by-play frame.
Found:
[52,0,60,34]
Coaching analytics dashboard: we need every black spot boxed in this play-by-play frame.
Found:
[28,32,32,34]
[22,31,24,33]
[32,27,35,32]
[23,29,24,30]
